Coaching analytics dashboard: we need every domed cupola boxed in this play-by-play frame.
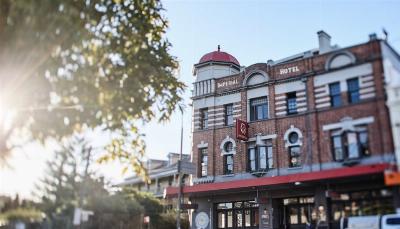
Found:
[194,46,240,81]
[198,46,240,66]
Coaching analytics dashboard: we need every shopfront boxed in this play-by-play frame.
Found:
[328,188,395,228]
[211,187,395,229]
[216,201,259,229]
[277,196,316,229]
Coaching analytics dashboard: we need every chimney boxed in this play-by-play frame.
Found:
[369,33,378,41]
[317,30,332,54]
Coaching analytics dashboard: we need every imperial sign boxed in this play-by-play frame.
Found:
[236,119,249,141]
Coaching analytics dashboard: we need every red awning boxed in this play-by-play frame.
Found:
[165,163,391,198]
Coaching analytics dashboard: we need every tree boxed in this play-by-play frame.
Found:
[36,136,101,222]
[123,188,190,229]
[0,0,185,177]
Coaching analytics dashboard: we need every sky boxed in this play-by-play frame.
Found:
[1,0,400,199]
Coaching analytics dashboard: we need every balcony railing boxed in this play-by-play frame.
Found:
[193,79,215,97]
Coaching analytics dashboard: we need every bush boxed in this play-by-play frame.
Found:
[150,212,189,229]
[0,208,43,223]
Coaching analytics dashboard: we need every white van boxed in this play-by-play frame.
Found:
[340,214,400,229]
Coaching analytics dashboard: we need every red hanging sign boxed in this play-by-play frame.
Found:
[236,119,249,141]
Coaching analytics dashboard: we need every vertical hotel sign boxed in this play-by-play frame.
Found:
[236,119,249,141]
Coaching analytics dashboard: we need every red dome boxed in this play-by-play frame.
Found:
[198,50,240,66]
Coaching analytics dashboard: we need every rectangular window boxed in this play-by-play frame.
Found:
[200,108,208,129]
[249,97,268,121]
[259,146,267,170]
[225,104,234,126]
[347,78,360,103]
[329,82,342,107]
[245,210,251,227]
[289,146,301,167]
[332,135,344,161]
[249,148,256,172]
[218,212,225,228]
[224,154,234,175]
[267,145,274,169]
[331,128,370,162]
[236,210,243,227]
[286,92,297,115]
[347,132,359,159]
[248,140,273,172]
[359,129,369,156]
[227,211,233,228]
[200,148,208,177]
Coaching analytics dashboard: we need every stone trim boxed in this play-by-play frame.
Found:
[283,125,303,148]
[197,141,208,148]
[220,136,237,155]
[322,116,375,131]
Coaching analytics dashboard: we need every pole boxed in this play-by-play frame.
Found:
[176,108,184,229]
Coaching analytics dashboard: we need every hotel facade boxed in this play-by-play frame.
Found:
[167,31,400,229]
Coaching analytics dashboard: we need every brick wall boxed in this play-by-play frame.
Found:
[192,40,395,178]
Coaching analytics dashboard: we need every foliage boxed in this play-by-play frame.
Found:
[121,188,190,229]
[90,192,143,215]
[129,190,164,216]
[0,208,43,223]
[36,136,104,220]
[0,195,38,214]
[0,0,185,178]
[156,212,190,229]
[87,192,143,229]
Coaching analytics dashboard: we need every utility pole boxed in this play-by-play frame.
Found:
[176,107,184,229]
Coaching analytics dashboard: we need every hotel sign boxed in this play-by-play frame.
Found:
[279,66,300,75]
[217,78,239,88]
[236,119,249,141]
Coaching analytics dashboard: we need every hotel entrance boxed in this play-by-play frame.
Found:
[216,201,259,229]
[277,196,316,229]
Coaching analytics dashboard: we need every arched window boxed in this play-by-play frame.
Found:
[220,137,236,175]
[284,126,303,168]
[199,148,208,177]
[224,154,234,175]
[224,141,234,152]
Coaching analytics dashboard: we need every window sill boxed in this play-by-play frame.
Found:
[250,170,268,177]
[222,174,235,177]
[342,158,361,166]
[287,166,303,170]
[249,118,269,123]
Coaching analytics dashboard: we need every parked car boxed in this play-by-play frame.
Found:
[340,214,400,229]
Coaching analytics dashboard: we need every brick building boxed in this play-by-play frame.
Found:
[167,31,400,229]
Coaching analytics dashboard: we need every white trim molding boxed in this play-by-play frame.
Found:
[220,136,237,155]
[283,125,303,148]
[325,50,356,70]
[197,141,208,148]
[322,116,375,131]
[243,70,269,87]
[247,133,277,142]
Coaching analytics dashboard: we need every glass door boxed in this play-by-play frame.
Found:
[216,201,259,229]
[279,197,315,229]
